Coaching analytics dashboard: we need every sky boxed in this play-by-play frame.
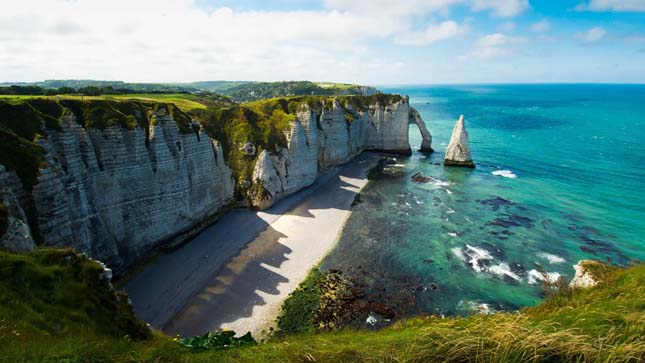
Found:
[1,0,644,84]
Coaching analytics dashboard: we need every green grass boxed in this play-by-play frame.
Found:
[0,93,210,113]
[0,248,642,363]
[276,268,324,334]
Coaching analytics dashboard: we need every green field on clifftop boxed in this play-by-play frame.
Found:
[0,248,642,363]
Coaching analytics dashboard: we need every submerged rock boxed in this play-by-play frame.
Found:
[444,115,475,168]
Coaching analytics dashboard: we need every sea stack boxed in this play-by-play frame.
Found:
[444,115,474,168]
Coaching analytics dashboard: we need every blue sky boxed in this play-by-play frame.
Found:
[1,0,644,84]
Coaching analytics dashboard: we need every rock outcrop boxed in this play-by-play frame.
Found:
[444,115,474,168]
[0,166,36,252]
[569,260,600,288]
[409,107,433,152]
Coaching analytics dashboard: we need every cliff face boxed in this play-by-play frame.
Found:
[247,96,423,209]
[0,166,36,252]
[0,95,431,272]
[1,104,234,272]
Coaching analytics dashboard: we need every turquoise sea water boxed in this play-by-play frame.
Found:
[321,84,645,319]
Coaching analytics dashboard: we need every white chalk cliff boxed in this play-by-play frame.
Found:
[247,96,430,209]
[2,108,234,272]
[444,115,474,168]
[0,166,36,252]
[0,96,431,272]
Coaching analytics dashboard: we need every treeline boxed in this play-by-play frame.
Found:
[224,81,380,102]
[0,85,192,96]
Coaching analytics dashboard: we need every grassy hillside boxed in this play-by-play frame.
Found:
[0,248,642,363]
[220,81,380,102]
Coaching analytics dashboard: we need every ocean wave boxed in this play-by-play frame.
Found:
[537,252,566,264]
[457,300,494,315]
[492,170,518,178]
[527,269,562,285]
[489,263,521,281]
[464,244,493,273]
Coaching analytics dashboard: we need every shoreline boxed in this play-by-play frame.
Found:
[125,153,379,338]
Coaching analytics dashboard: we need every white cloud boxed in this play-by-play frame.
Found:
[0,0,418,83]
[325,0,529,17]
[499,21,516,32]
[394,21,468,46]
[576,27,607,43]
[469,0,530,17]
[0,0,533,83]
[530,20,551,32]
[575,0,645,12]
[460,33,525,60]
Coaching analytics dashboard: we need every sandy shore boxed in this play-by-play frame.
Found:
[125,153,377,338]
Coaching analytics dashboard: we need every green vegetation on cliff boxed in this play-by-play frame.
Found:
[0,249,150,341]
[0,248,642,363]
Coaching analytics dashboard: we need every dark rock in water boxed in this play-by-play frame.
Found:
[370,302,395,319]
[351,288,366,298]
[411,172,431,183]
[353,300,369,312]
[429,283,437,290]
[510,262,526,275]
[489,214,535,228]
[479,196,514,211]
[481,242,505,260]
[423,258,435,264]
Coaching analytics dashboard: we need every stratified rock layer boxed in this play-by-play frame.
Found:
[444,115,474,168]
[1,95,431,272]
[248,96,422,208]
[3,109,234,272]
[0,166,36,252]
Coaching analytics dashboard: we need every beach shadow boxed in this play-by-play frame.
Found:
[125,153,377,338]
[162,225,292,337]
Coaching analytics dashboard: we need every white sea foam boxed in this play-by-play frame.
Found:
[489,263,521,281]
[458,300,494,315]
[537,252,566,264]
[445,189,453,194]
[366,314,378,326]
[448,232,458,237]
[465,244,493,273]
[451,247,466,261]
[447,209,455,214]
[527,269,562,285]
[492,170,517,178]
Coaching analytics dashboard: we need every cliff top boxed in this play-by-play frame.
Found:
[0,248,642,362]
